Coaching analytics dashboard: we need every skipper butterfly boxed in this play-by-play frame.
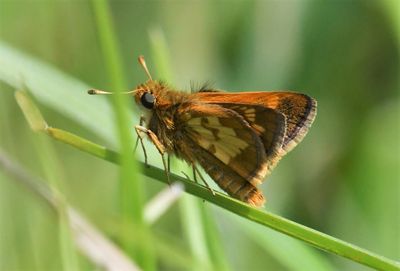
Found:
[88,56,317,207]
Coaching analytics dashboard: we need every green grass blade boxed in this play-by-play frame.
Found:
[91,1,154,269]
[47,127,120,163]
[144,166,400,271]
[15,91,47,132]
[15,91,120,163]
[232,211,335,271]
[15,90,400,271]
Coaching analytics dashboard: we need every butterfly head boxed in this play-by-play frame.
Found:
[132,80,165,111]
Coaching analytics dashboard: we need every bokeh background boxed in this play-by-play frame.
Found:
[0,1,399,270]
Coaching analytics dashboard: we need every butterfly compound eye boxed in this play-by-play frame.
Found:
[140,92,155,109]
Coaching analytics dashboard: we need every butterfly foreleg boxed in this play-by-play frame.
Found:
[134,115,147,152]
[134,125,149,166]
[135,125,171,185]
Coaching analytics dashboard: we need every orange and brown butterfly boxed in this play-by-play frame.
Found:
[88,56,317,207]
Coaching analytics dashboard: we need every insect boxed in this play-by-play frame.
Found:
[88,56,317,207]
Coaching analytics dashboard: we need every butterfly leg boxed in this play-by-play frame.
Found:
[192,164,199,184]
[167,154,171,173]
[134,115,146,152]
[181,171,191,181]
[134,125,149,166]
[193,165,215,195]
[179,165,198,184]
[161,153,171,186]
[135,125,171,185]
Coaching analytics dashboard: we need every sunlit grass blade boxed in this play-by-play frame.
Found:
[230,210,336,271]
[15,90,48,132]
[15,90,400,271]
[47,127,120,163]
[15,91,120,163]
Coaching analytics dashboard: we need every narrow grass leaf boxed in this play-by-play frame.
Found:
[231,211,335,271]
[91,1,153,269]
[15,91,47,132]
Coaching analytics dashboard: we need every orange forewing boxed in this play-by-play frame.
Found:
[194,91,317,154]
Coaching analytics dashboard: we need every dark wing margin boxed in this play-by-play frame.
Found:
[274,94,317,154]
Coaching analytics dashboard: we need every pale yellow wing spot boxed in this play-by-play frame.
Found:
[187,118,201,126]
[205,117,220,126]
[245,108,255,114]
[187,118,250,166]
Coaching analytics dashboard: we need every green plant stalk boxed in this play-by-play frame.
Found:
[91,0,154,269]
[16,94,399,271]
[230,209,335,271]
[91,0,142,224]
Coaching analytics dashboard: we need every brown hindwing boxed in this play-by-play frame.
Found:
[177,102,269,191]
[217,103,287,179]
[183,136,266,207]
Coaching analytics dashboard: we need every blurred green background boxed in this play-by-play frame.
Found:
[0,1,399,270]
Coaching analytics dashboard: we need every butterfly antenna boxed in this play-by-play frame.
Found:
[87,89,137,95]
[138,55,153,81]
